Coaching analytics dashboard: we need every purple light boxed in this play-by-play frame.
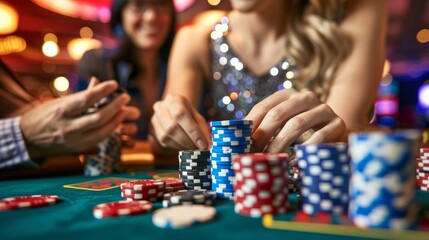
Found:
[375,99,398,115]
[419,84,429,108]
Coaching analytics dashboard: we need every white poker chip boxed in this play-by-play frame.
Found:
[152,205,216,229]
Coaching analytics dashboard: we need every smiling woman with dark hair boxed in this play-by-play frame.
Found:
[77,0,176,140]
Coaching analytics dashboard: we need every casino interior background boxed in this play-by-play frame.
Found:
[0,0,428,129]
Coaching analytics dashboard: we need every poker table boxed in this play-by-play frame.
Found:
[1,169,429,240]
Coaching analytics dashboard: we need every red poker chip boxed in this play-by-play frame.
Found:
[235,205,287,217]
[234,176,288,190]
[163,179,185,187]
[232,153,289,162]
[416,167,429,173]
[121,180,165,191]
[416,176,429,183]
[417,163,429,169]
[0,195,59,211]
[418,185,428,191]
[121,187,165,194]
[93,200,152,219]
[121,192,162,201]
[416,179,429,186]
[417,159,429,164]
[234,196,289,207]
[416,172,429,179]
[416,174,429,180]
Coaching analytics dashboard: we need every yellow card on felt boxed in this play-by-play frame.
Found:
[63,177,136,191]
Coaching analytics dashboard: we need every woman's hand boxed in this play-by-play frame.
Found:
[245,89,345,153]
[150,94,210,151]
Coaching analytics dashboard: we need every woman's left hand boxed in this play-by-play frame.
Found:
[245,89,345,153]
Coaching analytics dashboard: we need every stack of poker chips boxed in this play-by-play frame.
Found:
[210,120,253,200]
[178,150,212,190]
[83,133,122,177]
[417,148,429,191]
[120,180,166,202]
[232,153,289,217]
[295,143,350,216]
[349,130,420,229]
[162,189,216,208]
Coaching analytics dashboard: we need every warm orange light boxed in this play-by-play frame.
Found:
[42,41,59,57]
[207,0,221,6]
[44,33,58,43]
[67,38,102,60]
[194,10,226,26]
[0,35,26,55]
[230,92,238,101]
[53,76,69,92]
[0,2,18,35]
[382,59,391,78]
[416,29,429,43]
[80,27,93,39]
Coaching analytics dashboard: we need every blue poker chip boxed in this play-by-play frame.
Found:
[211,125,252,131]
[212,140,251,147]
[212,134,251,140]
[210,156,232,162]
[211,168,235,176]
[211,163,233,170]
[213,186,234,194]
[211,145,251,152]
[212,129,252,136]
[210,120,253,127]
[210,147,251,154]
[210,152,240,158]
[215,192,234,200]
[212,176,234,184]
[212,135,252,142]
[212,128,252,133]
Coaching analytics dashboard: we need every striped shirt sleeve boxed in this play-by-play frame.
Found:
[0,117,36,169]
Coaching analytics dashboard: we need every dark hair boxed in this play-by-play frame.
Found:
[109,0,176,69]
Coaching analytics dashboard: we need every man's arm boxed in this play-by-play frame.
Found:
[0,117,35,170]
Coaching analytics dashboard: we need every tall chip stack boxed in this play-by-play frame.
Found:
[417,148,429,191]
[349,130,421,229]
[210,120,253,200]
[295,143,350,216]
[83,134,120,176]
[232,153,289,217]
[178,150,212,190]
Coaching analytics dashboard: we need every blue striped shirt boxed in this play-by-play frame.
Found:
[0,117,35,169]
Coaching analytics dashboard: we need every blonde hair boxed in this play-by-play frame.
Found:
[285,0,351,101]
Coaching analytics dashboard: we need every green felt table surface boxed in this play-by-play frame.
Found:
[1,171,429,240]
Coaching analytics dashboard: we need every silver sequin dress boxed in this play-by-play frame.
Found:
[208,16,297,121]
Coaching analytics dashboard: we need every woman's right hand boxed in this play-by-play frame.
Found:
[150,94,210,151]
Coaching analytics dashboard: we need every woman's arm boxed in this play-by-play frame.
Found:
[327,0,387,136]
[150,24,213,152]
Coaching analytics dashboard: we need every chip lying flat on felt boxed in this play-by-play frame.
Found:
[152,205,216,229]
[0,195,59,210]
[93,200,153,219]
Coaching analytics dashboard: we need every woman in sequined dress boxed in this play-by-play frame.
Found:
[150,0,386,153]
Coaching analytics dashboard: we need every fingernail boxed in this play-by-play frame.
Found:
[197,139,207,149]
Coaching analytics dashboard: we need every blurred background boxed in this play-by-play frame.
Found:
[0,0,428,128]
